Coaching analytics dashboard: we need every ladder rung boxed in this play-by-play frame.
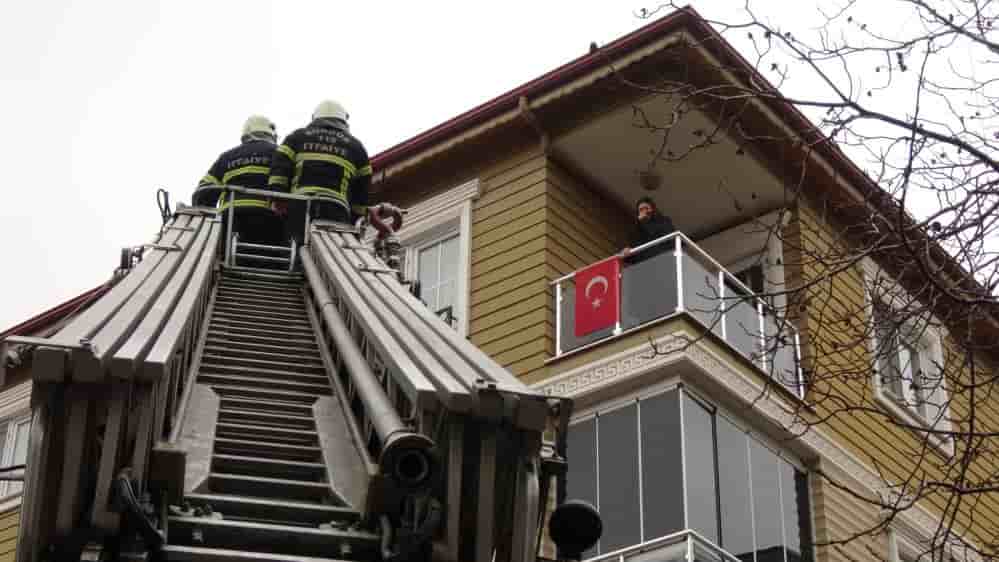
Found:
[182,493,358,527]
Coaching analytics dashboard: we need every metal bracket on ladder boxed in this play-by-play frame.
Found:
[359,266,398,275]
[143,243,183,252]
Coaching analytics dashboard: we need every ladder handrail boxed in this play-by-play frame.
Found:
[301,246,437,492]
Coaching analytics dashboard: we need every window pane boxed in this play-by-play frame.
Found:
[566,418,598,560]
[641,390,685,541]
[438,281,455,313]
[422,286,439,312]
[717,416,754,561]
[418,244,440,288]
[750,439,783,560]
[599,404,641,553]
[0,423,8,464]
[780,460,810,562]
[440,235,460,282]
[683,393,719,544]
[8,422,29,496]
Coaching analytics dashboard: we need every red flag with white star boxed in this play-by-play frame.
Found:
[574,256,621,337]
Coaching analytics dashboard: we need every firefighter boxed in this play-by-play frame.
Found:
[198,115,285,247]
[268,100,372,245]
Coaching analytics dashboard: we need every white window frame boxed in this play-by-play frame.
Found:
[0,413,30,499]
[862,259,954,457]
[395,179,479,338]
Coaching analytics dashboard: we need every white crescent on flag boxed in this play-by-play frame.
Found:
[584,275,609,306]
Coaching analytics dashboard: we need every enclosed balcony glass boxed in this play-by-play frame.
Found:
[552,232,804,399]
[567,387,813,562]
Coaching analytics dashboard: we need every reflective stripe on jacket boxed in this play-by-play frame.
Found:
[198,139,278,211]
[268,119,371,220]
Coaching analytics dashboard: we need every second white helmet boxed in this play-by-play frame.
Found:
[242,115,276,140]
[313,100,349,123]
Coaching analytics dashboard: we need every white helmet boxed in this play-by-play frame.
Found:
[313,99,349,123]
[241,115,276,140]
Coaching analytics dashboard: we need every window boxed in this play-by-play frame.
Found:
[414,234,461,329]
[874,303,931,418]
[869,299,952,455]
[567,386,813,561]
[0,415,29,498]
[396,180,478,337]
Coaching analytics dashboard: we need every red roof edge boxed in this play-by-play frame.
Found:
[370,6,699,170]
[0,284,111,340]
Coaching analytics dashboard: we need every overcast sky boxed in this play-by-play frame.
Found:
[0,0,914,330]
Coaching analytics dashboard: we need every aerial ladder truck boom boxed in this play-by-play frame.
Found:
[2,187,598,562]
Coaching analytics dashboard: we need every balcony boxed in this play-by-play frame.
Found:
[551,232,804,399]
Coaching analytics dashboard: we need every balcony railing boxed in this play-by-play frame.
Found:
[552,232,804,399]
[587,529,741,562]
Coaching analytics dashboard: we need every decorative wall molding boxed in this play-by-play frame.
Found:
[535,334,978,561]
[540,335,685,398]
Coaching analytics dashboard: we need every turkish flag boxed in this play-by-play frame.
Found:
[575,257,621,337]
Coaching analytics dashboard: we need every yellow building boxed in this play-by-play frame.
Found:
[365,7,993,562]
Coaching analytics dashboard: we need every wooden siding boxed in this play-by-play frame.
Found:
[810,470,885,562]
[0,508,18,562]
[467,150,550,381]
[466,152,628,382]
[789,198,999,552]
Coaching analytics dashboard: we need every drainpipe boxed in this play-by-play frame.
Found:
[518,96,551,155]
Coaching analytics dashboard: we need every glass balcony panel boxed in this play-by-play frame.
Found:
[680,252,721,335]
[622,242,679,330]
[560,279,616,353]
[723,280,760,362]
[765,312,800,395]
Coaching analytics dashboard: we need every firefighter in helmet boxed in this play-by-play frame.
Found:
[197,115,284,246]
[268,100,372,245]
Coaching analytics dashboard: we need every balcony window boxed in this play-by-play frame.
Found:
[567,386,813,562]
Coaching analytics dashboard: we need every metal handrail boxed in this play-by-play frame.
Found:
[300,245,436,490]
[585,529,741,562]
[552,232,805,398]
[193,183,316,203]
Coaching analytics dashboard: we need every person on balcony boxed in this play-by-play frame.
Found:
[197,115,285,247]
[268,99,372,246]
[622,196,676,261]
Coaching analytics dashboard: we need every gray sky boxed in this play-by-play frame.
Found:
[0,1,658,330]
[1,0,942,330]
